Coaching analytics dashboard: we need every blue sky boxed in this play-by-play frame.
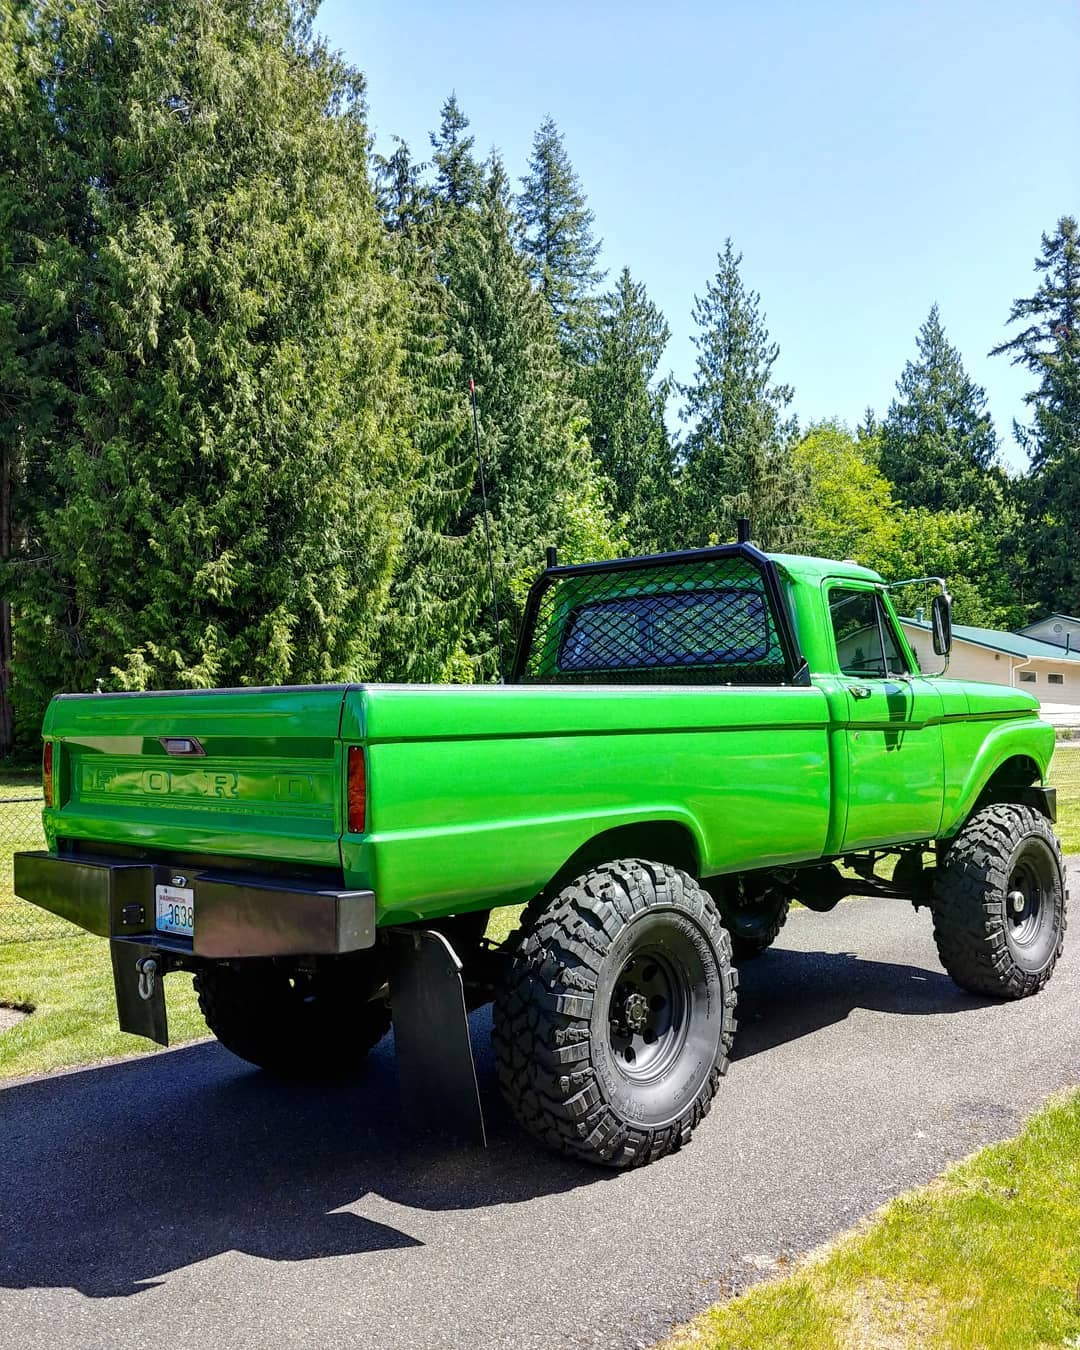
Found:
[316,1,1079,471]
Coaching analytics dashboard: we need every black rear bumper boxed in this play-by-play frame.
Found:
[14,852,488,1144]
[13,851,377,958]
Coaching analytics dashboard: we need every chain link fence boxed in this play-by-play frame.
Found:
[1050,741,1080,795]
[0,793,80,942]
[3,742,1080,944]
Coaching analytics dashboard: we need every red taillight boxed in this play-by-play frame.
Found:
[43,742,54,808]
[347,745,366,833]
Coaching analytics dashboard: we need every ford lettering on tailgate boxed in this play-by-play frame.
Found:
[77,760,333,819]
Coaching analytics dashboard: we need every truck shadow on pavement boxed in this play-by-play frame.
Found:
[0,1013,612,1298]
[0,949,991,1299]
[732,946,994,1059]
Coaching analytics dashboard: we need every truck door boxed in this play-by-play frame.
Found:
[827,583,945,850]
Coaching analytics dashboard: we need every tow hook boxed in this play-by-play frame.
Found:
[136,957,158,1002]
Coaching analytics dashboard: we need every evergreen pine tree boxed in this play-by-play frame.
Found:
[678,241,804,549]
[442,155,620,674]
[4,0,419,734]
[429,93,481,211]
[373,136,428,234]
[518,117,603,346]
[577,268,675,552]
[857,406,880,450]
[992,216,1080,611]
[0,0,68,749]
[880,304,1000,511]
[372,201,477,683]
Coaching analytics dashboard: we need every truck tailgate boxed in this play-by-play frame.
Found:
[43,686,348,867]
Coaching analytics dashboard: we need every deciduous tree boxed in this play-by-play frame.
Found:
[793,421,898,566]
[795,422,1024,628]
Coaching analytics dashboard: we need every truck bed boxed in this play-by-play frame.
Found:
[44,681,833,923]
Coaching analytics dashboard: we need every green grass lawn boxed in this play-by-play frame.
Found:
[0,935,206,1080]
[0,908,528,1082]
[485,903,525,946]
[1051,742,1080,852]
[660,1089,1080,1350]
[1055,795,1080,853]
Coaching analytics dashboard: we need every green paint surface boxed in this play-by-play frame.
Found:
[33,557,1053,927]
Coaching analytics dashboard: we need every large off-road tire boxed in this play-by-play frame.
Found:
[194,956,391,1078]
[932,803,1066,999]
[729,898,790,961]
[492,859,738,1168]
[706,876,791,962]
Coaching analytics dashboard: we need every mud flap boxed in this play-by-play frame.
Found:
[111,940,168,1046]
[389,929,487,1147]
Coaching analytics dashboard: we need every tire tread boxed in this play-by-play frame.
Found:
[931,803,1066,999]
[493,858,737,1168]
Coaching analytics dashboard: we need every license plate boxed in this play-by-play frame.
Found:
[155,884,195,937]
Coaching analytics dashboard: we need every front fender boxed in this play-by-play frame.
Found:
[940,715,1055,838]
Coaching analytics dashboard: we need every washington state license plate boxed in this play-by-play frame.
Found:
[155,883,195,938]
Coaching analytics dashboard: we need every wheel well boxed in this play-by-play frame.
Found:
[972,755,1055,822]
[544,821,700,897]
[985,755,1041,790]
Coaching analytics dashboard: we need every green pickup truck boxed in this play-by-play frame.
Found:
[15,542,1066,1168]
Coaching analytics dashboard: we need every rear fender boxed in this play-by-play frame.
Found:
[543,817,704,899]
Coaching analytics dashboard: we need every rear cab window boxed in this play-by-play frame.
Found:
[559,588,771,672]
[517,552,803,686]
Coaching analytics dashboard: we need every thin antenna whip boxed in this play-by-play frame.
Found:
[470,378,504,678]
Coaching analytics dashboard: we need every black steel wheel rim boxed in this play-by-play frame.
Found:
[1003,834,1060,971]
[607,947,690,1081]
[592,905,725,1128]
[1006,856,1047,947]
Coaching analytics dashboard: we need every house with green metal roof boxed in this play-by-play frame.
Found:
[1016,614,1080,654]
[901,615,1080,718]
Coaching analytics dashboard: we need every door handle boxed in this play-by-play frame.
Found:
[850,685,873,700]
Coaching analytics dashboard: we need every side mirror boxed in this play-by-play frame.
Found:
[931,592,952,657]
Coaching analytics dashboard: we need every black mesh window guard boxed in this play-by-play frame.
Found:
[511,544,809,687]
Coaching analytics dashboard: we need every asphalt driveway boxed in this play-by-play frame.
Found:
[2,882,1078,1350]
